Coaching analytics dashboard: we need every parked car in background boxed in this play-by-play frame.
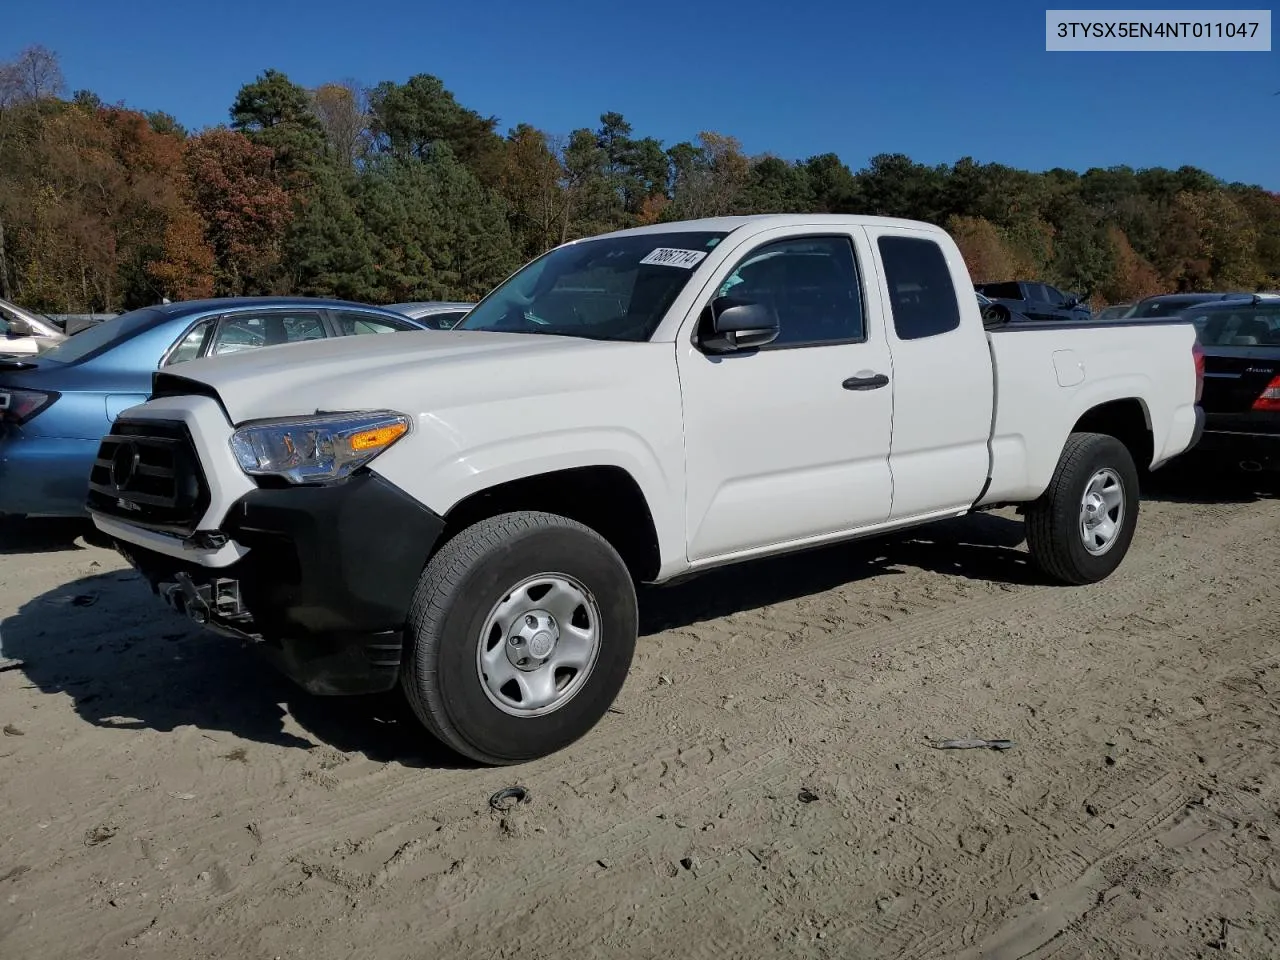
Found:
[973,281,1092,322]
[48,313,119,335]
[0,297,430,519]
[1094,303,1134,321]
[1125,292,1247,319]
[385,301,474,330]
[89,214,1203,765]
[0,298,66,355]
[1180,293,1280,473]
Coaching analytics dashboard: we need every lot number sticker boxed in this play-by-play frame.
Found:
[640,248,708,269]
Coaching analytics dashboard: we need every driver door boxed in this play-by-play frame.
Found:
[675,227,895,563]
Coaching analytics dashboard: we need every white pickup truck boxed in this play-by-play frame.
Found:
[87,215,1204,765]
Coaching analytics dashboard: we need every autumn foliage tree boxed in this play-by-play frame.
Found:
[948,216,1023,283]
[1,44,1279,315]
[1098,226,1162,303]
[182,128,291,296]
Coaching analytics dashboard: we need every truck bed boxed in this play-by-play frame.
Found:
[981,315,1201,504]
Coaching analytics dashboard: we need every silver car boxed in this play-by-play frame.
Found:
[0,298,66,355]
[385,301,474,330]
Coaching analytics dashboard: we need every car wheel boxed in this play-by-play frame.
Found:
[400,510,638,765]
[1025,432,1140,585]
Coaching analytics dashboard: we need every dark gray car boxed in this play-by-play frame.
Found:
[973,281,1091,322]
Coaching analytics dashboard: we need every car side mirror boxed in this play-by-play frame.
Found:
[701,297,779,353]
[6,318,33,337]
[981,302,1013,327]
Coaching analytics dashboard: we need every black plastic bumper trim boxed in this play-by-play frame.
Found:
[114,471,445,695]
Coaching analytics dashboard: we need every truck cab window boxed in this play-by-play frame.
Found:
[717,236,864,347]
[878,236,961,340]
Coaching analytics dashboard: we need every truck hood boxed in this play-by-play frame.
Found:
[153,329,662,425]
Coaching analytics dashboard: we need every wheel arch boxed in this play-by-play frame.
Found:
[1070,397,1154,472]
[438,464,667,583]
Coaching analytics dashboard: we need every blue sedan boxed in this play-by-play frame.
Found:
[0,297,430,518]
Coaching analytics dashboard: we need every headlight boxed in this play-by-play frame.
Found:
[229,410,411,484]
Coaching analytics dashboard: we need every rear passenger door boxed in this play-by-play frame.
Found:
[866,227,995,520]
[676,228,895,562]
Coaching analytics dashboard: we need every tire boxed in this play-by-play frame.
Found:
[1025,432,1140,585]
[400,510,638,765]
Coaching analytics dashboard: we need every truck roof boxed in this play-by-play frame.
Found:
[584,213,951,242]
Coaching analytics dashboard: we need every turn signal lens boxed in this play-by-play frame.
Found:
[350,421,408,452]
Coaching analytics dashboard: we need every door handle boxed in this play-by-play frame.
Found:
[842,373,889,391]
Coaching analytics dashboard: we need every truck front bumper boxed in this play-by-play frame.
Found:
[102,472,445,695]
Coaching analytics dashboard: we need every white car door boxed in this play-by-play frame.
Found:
[676,226,895,563]
[864,225,994,520]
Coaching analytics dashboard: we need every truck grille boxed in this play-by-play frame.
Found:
[86,419,211,535]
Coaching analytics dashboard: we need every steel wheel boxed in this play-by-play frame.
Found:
[475,572,602,717]
[1079,467,1124,555]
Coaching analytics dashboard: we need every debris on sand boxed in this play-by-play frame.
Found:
[489,786,529,811]
[83,824,117,846]
[930,738,1016,751]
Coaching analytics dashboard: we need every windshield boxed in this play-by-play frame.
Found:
[39,308,163,364]
[457,231,730,342]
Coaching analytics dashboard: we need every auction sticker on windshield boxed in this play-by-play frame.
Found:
[640,248,708,268]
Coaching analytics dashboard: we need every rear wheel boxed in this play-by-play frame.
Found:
[1025,432,1139,585]
[400,510,637,765]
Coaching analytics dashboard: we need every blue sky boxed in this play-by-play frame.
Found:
[6,0,1278,188]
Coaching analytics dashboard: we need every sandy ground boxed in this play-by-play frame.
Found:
[1,467,1279,960]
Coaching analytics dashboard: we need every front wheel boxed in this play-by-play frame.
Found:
[401,511,638,765]
[1025,432,1140,585]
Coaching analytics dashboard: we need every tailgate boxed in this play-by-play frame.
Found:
[1200,346,1280,434]
[1201,348,1278,412]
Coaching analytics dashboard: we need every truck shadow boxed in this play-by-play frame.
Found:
[2,569,473,770]
[4,512,1033,762]
[640,512,1035,633]
[1141,460,1279,505]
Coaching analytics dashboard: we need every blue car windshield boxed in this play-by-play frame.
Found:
[39,308,165,364]
[456,231,729,342]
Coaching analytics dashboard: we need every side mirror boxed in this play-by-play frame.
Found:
[6,318,33,338]
[981,302,1013,327]
[701,297,779,353]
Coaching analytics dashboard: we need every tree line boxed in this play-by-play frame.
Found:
[1,44,1277,314]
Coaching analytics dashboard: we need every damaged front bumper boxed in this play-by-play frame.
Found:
[105,471,446,696]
